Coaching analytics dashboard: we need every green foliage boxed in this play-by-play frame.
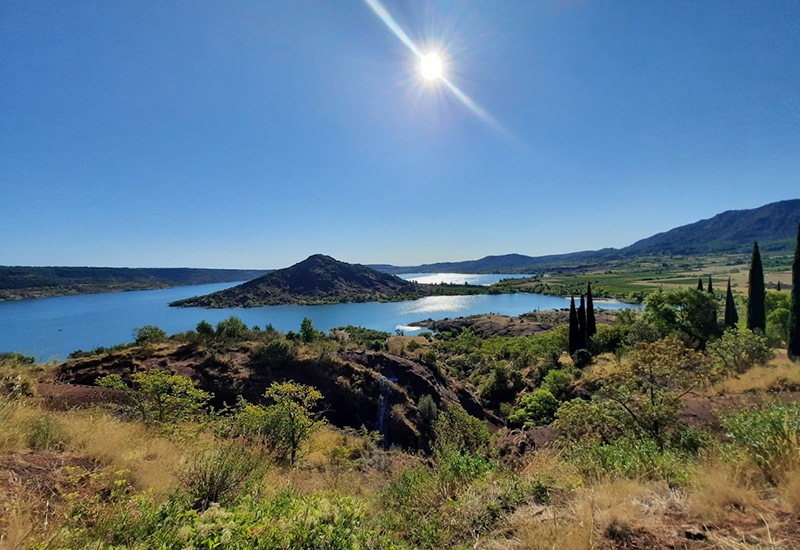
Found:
[417,394,439,449]
[541,368,574,401]
[406,339,421,352]
[97,370,212,423]
[300,317,320,343]
[262,381,325,465]
[333,325,391,349]
[508,389,559,428]
[479,364,523,409]
[179,443,267,510]
[748,241,767,332]
[590,324,628,355]
[196,320,215,340]
[433,405,490,454]
[725,278,740,328]
[643,288,721,347]
[791,223,800,358]
[567,437,693,483]
[554,398,627,444]
[258,339,294,368]
[706,328,772,374]
[26,413,69,451]
[133,325,167,346]
[571,348,592,368]
[720,402,800,479]
[597,338,714,449]
[216,316,249,341]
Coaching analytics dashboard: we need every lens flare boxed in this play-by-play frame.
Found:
[362,0,508,136]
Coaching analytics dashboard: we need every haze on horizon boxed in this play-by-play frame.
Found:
[2,0,799,270]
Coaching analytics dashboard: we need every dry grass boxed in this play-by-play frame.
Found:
[688,461,764,523]
[716,364,800,394]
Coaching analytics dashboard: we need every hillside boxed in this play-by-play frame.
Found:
[373,199,800,274]
[0,266,269,301]
[171,254,424,307]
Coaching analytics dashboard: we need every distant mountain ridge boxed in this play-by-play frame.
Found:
[372,199,800,274]
[0,266,270,301]
[171,254,422,308]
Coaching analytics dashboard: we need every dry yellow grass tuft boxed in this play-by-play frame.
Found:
[716,364,800,394]
[688,461,764,523]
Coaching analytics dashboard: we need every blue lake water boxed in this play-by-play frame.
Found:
[0,276,635,362]
[398,273,534,285]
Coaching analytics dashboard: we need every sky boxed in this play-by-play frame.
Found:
[1,0,799,269]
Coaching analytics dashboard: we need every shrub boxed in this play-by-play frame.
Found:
[300,317,320,343]
[196,320,215,340]
[541,368,574,401]
[258,339,294,367]
[706,328,773,374]
[215,316,249,341]
[262,381,325,465]
[568,437,691,483]
[97,370,212,423]
[433,405,490,454]
[571,349,592,368]
[133,325,167,346]
[26,413,69,451]
[179,443,267,510]
[554,398,626,443]
[508,389,559,428]
[720,402,800,479]
[590,324,628,355]
[407,340,422,352]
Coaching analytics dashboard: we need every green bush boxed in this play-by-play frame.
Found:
[259,339,294,367]
[433,405,490,454]
[568,437,692,483]
[133,325,167,346]
[196,320,215,340]
[706,328,773,374]
[179,443,267,510]
[720,402,800,479]
[216,316,249,341]
[26,413,69,451]
[571,349,592,368]
[541,368,574,401]
[508,389,559,428]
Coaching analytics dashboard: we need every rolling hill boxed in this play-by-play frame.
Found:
[170,254,423,307]
[373,199,800,274]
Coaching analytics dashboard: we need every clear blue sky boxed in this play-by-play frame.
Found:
[2,0,798,269]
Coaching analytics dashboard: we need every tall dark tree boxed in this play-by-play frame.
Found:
[725,278,739,328]
[788,223,800,359]
[568,296,580,355]
[586,283,597,338]
[747,241,766,333]
[577,295,587,350]
[697,278,704,292]
[707,276,714,295]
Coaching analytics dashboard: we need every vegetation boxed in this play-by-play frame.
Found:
[748,241,767,332]
[790,223,800,358]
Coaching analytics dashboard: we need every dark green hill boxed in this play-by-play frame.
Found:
[0,266,269,300]
[171,254,423,307]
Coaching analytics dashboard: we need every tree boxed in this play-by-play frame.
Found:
[725,278,739,328]
[300,317,320,343]
[216,316,248,341]
[790,223,800,359]
[196,320,215,340]
[748,241,766,333]
[433,404,490,454]
[97,370,212,423]
[643,288,720,347]
[707,328,772,374]
[598,338,714,449]
[568,296,580,355]
[417,394,439,450]
[508,389,559,428]
[707,276,714,295]
[262,381,324,465]
[577,295,587,350]
[133,325,167,346]
[697,278,704,292]
[586,283,597,338]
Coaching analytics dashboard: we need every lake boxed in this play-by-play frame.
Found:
[0,275,635,362]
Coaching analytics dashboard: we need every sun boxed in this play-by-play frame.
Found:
[419,52,443,81]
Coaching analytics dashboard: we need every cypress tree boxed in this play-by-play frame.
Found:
[707,276,714,295]
[725,278,738,328]
[568,296,579,355]
[577,295,587,350]
[586,283,597,338]
[777,281,782,292]
[747,241,766,333]
[697,278,704,292]
[788,223,800,359]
